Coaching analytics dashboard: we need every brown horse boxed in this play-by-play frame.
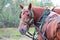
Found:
[19,3,60,40]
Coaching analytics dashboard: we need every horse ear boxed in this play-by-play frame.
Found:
[20,5,24,9]
[28,3,32,10]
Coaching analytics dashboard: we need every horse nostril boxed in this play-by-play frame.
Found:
[19,27,27,35]
[21,29,24,31]
[20,28,26,35]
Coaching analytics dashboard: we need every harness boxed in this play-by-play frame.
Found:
[29,10,60,40]
[39,11,60,40]
[39,8,56,32]
[20,8,60,40]
[38,9,50,32]
[25,9,50,40]
[30,9,50,40]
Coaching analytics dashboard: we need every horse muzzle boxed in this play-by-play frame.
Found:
[18,27,28,35]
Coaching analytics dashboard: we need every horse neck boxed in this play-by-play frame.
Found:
[32,7,46,25]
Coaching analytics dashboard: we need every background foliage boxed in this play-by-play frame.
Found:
[0,0,54,27]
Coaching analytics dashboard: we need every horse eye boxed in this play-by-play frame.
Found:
[27,14,29,16]
[24,24,27,25]
[19,14,21,18]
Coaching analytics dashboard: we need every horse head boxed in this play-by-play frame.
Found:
[19,3,34,35]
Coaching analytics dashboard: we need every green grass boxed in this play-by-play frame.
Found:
[0,28,21,37]
[0,27,35,40]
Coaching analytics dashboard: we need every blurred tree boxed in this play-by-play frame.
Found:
[40,0,54,7]
[0,0,5,27]
[40,1,44,7]
[0,0,54,27]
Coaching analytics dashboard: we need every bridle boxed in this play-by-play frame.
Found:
[20,9,34,25]
[20,9,38,40]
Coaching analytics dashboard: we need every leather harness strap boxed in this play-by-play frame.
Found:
[38,9,50,32]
